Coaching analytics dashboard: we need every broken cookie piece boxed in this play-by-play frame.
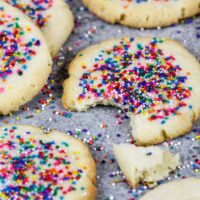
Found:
[113,143,179,188]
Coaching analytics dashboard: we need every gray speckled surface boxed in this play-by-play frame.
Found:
[0,0,200,199]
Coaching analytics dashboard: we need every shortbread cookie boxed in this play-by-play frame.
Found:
[140,177,200,200]
[82,0,200,28]
[62,37,200,145]
[0,2,52,115]
[4,0,74,56]
[113,144,179,188]
[0,124,96,200]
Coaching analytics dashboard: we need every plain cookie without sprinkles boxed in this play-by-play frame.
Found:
[82,0,200,28]
[140,178,200,200]
[0,2,52,115]
[62,37,200,146]
[113,143,179,188]
[0,125,96,200]
[4,0,74,57]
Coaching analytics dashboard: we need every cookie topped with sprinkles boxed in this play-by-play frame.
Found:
[0,1,52,115]
[4,0,53,28]
[0,124,96,200]
[82,0,200,28]
[4,0,74,56]
[62,37,200,145]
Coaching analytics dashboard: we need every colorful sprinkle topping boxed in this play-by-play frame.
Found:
[78,38,192,123]
[123,0,178,3]
[118,0,178,7]
[0,126,88,199]
[4,0,53,28]
[0,6,40,84]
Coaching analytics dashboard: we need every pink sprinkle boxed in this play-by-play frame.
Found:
[0,87,4,93]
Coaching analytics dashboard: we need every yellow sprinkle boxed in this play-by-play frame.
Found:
[35,109,41,114]
[15,116,21,120]
[26,26,31,32]
[16,180,21,184]
[195,135,200,140]
[142,110,147,115]
[73,151,79,155]
[31,175,38,181]
[0,193,8,199]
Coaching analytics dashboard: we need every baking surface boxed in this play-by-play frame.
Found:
[0,0,200,199]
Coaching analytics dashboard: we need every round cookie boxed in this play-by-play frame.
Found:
[4,0,74,57]
[140,178,200,200]
[0,2,52,115]
[82,0,200,28]
[0,124,96,199]
[62,37,200,146]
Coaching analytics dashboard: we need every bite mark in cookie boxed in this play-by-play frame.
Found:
[62,37,200,145]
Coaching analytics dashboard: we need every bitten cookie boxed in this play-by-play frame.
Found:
[113,144,179,188]
[82,0,200,28]
[140,177,200,200]
[62,37,200,146]
[4,0,74,56]
[0,124,96,200]
[0,2,52,115]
